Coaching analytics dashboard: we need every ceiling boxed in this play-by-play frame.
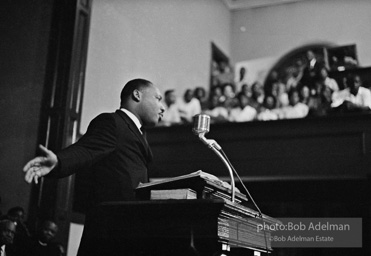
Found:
[223,0,308,10]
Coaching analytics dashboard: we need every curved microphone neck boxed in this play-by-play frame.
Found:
[198,133,221,151]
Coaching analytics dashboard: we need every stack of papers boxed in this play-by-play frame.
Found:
[150,188,197,200]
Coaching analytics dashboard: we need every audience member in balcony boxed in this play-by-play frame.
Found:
[229,92,257,122]
[214,61,234,87]
[219,83,238,111]
[265,70,289,108]
[178,89,201,124]
[339,76,348,90]
[209,85,224,107]
[299,85,311,105]
[286,59,304,91]
[239,83,253,99]
[257,94,280,121]
[280,88,309,119]
[235,66,248,93]
[331,74,371,112]
[300,50,322,90]
[159,89,182,126]
[249,81,265,112]
[194,87,208,111]
[265,70,281,95]
[276,81,289,108]
[211,61,220,87]
[306,82,333,117]
[316,66,339,93]
[319,86,333,116]
[204,93,229,124]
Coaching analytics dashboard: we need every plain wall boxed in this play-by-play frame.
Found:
[81,0,231,133]
[231,0,371,66]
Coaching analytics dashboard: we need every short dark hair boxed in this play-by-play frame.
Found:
[288,88,299,99]
[164,90,174,97]
[7,206,24,216]
[346,73,361,87]
[120,79,152,105]
[0,219,14,231]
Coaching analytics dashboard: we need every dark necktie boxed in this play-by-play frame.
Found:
[140,127,147,142]
[140,128,153,161]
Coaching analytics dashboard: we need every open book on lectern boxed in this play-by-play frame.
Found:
[135,170,248,204]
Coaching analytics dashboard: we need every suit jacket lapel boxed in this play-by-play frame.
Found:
[115,110,153,161]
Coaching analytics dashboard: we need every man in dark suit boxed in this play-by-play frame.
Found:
[23,78,165,255]
[26,220,64,256]
[0,220,16,256]
[300,50,323,89]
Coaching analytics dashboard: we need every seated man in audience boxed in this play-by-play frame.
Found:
[26,220,65,256]
[331,74,371,112]
[178,89,201,124]
[209,85,224,107]
[280,88,309,119]
[316,66,339,93]
[214,61,234,87]
[219,83,239,111]
[5,206,31,253]
[194,87,208,111]
[249,82,265,112]
[265,70,288,108]
[239,83,252,99]
[159,89,182,126]
[257,94,280,121]
[0,220,16,256]
[276,81,289,108]
[306,82,333,117]
[204,90,229,123]
[299,84,311,105]
[229,93,257,122]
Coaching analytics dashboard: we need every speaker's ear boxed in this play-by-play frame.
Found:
[132,89,141,102]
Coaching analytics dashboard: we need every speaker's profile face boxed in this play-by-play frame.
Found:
[140,85,165,127]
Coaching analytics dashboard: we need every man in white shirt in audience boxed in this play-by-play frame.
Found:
[331,74,371,111]
[159,89,182,126]
[229,93,257,122]
[281,89,309,119]
[178,89,201,123]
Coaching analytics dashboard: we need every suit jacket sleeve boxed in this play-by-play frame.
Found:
[48,113,117,178]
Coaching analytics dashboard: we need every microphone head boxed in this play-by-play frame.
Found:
[192,114,210,135]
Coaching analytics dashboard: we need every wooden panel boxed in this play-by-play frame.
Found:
[147,114,371,180]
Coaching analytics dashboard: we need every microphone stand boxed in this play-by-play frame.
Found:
[196,124,269,254]
[198,134,236,203]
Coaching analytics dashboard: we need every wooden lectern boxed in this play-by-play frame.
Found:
[98,199,278,256]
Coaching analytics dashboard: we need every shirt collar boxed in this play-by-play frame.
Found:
[120,108,142,134]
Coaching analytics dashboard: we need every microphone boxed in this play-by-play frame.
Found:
[192,114,234,201]
[192,114,221,150]
[192,114,210,135]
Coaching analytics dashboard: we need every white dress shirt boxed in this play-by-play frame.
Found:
[1,245,6,256]
[120,108,142,133]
